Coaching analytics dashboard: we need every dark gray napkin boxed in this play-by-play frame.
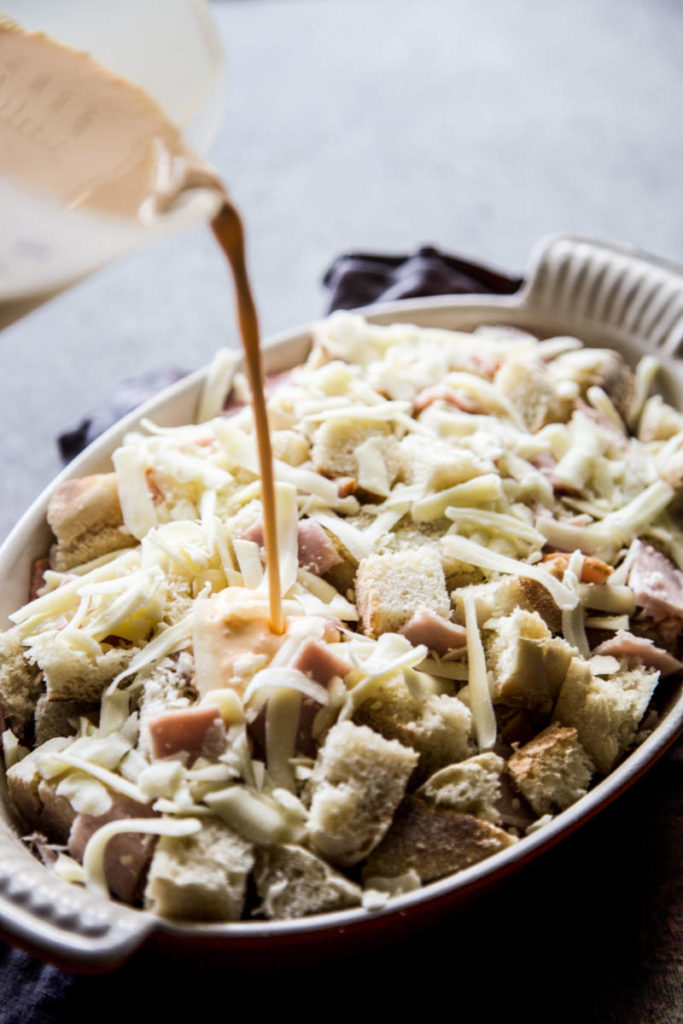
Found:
[322,245,523,312]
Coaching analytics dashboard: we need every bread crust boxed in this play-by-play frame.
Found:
[364,795,515,883]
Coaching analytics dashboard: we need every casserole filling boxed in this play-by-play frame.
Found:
[2,312,681,921]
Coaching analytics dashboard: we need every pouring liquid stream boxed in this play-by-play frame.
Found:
[0,20,285,634]
[211,201,284,635]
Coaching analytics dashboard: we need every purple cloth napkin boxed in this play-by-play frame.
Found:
[57,365,188,463]
[322,245,522,312]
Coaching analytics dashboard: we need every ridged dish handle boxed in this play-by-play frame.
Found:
[522,234,683,357]
[0,824,152,971]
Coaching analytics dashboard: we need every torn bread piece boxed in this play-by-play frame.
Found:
[353,675,473,782]
[506,723,595,815]
[484,609,574,713]
[0,628,44,740]
[28,635,139,704]
[364,795,515,883]
[144,816,254,921]
[254,844,362,919]
[47,474,135,571]
[7,744,75,844]
[306,721,418,867]
[554,658,660,773]
[495,357,572,432]
[417,752,505,824]
[451,576,562,634]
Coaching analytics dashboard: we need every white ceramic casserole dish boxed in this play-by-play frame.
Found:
[0,233,682,971]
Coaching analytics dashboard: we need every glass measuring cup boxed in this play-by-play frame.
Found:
[0,0,226,325]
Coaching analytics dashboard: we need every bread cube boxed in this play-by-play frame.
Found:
[495,358,571,431]
[417,752,505,823]
[27,634,138,703]
[47,473,135,571]
[381,519,486,590]
[312,418,401,488]
[356,548,449,637]
[484,609,573,713]
[144,817,254,921]
[7,745,75,844]
[506,722,594,815]
[306,721,418,867]
[363,795,515,883]
[0,627,44,740]
[354,675,473,781]
[554,658,660,773]
[270,429,310,466]
[254,844,362,919]
[34,693,97,746]
[399,435,490,491]
[451,576,562,634]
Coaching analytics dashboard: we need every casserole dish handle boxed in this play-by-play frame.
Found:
[0,822,153,971]
[523,234,683,356]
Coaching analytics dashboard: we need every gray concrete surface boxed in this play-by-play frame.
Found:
[1,0,683,541]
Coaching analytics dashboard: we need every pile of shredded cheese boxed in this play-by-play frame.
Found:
[3,312,681,920]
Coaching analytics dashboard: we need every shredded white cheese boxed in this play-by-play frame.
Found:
[442,535,578,610]
[83,817,202,897]
[463,593,496,751]
[197,348,241,422]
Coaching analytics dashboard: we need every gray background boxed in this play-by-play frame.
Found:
[0,3,682,1016]
[1,0,683,540]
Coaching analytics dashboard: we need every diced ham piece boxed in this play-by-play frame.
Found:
[593,630,683,676]
[628,540,683,622]
[542,552,613,585]
[148,705,226,764]
[414,387,484,415]
[68,794,158,904]
[242,519,341,576]
[29,557,50,602]
[296,520,342,575]
[337,477,357,498]
[249,642,353,759]
[399,610,467,656]
[291,640,353,687]
[241,522,265,546]
[248,692,321,760]
[294,697,323,759]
